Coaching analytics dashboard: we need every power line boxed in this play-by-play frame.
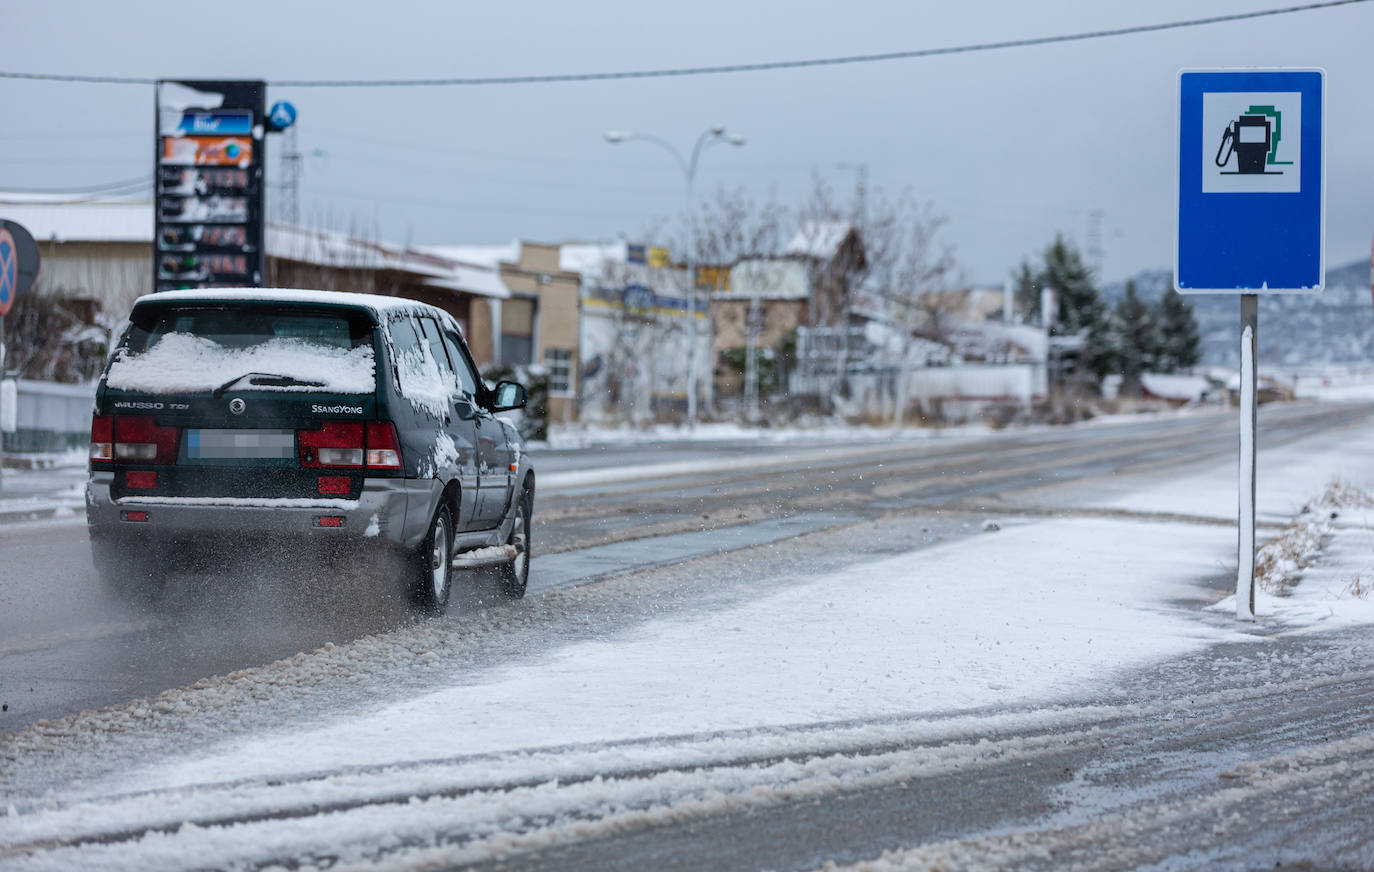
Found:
[0,0,1365,88]
[0,176,151,195]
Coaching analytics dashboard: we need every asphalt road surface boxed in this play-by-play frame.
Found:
[1,402,1367,733]
[3,402,1374,870]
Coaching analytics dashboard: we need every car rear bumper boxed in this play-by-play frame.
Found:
[85,471,415,548]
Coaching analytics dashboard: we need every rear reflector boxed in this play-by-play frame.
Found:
[317,476,351,495]
[314,516,344,528]
[121,510,149,522]
[125,471,158,490]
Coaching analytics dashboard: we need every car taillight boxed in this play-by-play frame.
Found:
[112,416,180,464]
[299,421,364,468]
[365,421,403,470]
[91,415,113,462]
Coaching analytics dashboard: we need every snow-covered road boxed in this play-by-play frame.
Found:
[4,403,1374,870]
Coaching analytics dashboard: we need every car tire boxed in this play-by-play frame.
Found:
[411,504,453,615]
[496,480,532,600]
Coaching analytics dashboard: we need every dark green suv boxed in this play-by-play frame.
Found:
[86,288,534,614]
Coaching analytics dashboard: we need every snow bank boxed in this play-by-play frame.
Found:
[1209,482,1374,631]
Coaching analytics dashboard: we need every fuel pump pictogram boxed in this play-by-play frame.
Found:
[1214,105,1291,175]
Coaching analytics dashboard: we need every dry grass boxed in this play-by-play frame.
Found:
[1255,479,1374,596]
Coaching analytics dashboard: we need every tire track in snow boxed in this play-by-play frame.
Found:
[7,669,1374,868]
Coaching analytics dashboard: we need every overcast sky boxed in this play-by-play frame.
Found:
[4,0,1371,285]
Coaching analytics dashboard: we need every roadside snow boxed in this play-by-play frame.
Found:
[1210,482,1374,632]
[543,419,996,450]
[128,515,1245,792]
[1091,408,1374,523]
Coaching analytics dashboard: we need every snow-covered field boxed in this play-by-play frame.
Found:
[4,409,1374,869]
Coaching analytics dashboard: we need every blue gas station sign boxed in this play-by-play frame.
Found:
[1176,69,1325,294]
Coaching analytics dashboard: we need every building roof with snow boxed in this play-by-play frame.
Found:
[274,226,509,299]
[0,192,509,299]
[0,193,153,243]
[558,241,629,278]
[421,241,523,271]
[784,221,855,259]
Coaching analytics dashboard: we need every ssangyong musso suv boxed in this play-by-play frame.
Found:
[86,288,533,614]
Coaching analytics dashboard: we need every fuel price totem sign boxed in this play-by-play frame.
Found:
[154,80,266,293]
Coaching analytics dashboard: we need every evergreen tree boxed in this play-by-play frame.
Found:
[1012,260,1039,322]
[1038,234,1103,336]
[1151,287,1202,372]
[1110,280,1156,394]
[1015,234,1111,378]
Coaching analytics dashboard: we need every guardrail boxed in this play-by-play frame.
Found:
[2,379,95,453]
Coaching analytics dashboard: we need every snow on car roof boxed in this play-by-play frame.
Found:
[132,288,441,318]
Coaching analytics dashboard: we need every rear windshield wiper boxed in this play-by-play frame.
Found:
[213,372,327,399]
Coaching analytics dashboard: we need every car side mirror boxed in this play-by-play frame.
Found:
[490,380,527,412]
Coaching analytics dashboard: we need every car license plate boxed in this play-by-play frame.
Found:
[186,429,295,460]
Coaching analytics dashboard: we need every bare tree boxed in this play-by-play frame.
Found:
[4,289,110,383]
[669,186,788,419]
[579,249,690,425]
[683,185,786,266]
[656,178,959,424]
[793,175,958,421]
[888,204,959,427]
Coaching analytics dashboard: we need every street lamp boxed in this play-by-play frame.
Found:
[604,126,746,426]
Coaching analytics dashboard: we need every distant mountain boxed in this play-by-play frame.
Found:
[1104,259,1373,368]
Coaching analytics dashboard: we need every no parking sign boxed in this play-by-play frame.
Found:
[0,219,41,318]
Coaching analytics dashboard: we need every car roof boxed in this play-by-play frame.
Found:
[131,288,445,320]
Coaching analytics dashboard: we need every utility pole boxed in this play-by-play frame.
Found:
[838,162,868,231]
[279,124,302,225]
[1085,209,1104,278]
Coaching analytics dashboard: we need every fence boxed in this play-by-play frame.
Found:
[2,379,94,453]
[788,325,1045,420]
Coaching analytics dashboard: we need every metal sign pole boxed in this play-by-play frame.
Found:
[0,313,6,490]
[1237,294,1258,621]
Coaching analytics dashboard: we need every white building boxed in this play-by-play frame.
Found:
[558,241,713,422]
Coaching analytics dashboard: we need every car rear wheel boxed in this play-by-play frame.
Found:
[411,505,453,615]
[496,481,532,599]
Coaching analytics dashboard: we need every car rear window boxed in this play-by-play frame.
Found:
[105,304,377,395]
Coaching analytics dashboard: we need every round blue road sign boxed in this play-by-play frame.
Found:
[269,101,297,131]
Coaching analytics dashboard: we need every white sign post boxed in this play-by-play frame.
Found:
[1176,69,1325,621]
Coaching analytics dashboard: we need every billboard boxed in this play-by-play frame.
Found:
[154,81,266,292]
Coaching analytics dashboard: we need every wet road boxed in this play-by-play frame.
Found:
[1,402,1370,732]
[456,627,1374,872]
